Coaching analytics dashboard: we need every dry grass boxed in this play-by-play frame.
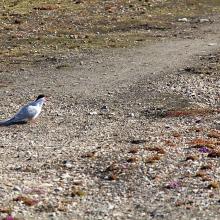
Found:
[128,147,139,154]
[144,146,166,154]
[190,138,220,149]
[145,154,161,164]
[207,181,220,189]
[207,130,220,139]
[13,195,38,206]
[1,0,220,62]
[127,156,139,163]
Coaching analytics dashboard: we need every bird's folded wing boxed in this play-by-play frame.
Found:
[0,105,33,126]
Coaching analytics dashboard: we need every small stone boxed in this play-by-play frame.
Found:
[130,139,146,144]
[13,186,21,192]
[199,18,209,23]
[208,43,217,46]
[195,117,202,123]
[88,111,98,115]
[60,173,71,179]
[215,124,220,130]
[48,213,57,218]
[63,160,73,168]
[80,61,84,65]
[108,203,114,210]
[54,187,63,192]
[178,18,188,22]
[14,166,22,171]
[70,34,78,39]
[128,113,135,117]
[100,105,109,112]
[113,212,123,217]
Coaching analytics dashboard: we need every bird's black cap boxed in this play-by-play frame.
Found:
[36,94,45,100]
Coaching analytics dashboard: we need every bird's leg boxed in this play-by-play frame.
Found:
[29,118,37,124]
[30,119,36,124]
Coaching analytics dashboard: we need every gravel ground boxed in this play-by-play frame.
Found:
[0,15,220,220]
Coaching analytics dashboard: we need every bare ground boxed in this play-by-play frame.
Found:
[0,9,220,220]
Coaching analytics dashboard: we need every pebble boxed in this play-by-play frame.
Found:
[208,43,217,46]
[113,212,123,217]
[195,117,202,123]
[165,125,171,129]
[178,18,188,22]
[88,111,98,115]
[63,160,73,168]
[54,187,63,192]
[13,186,21,192]
[14,166,22,171]
[108,203,115,210]
[128,113,135,117]
[48,213,57,218]
[100,105,109,112]
[199,18,210,23]
[60,173,71,179]
[215,124,220,130]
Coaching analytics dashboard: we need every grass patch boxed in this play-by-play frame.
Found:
[1,0,220,61]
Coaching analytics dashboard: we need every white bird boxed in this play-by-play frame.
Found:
[0,95,46,126]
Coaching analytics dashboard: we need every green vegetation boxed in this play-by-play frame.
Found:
[1,0,220,62]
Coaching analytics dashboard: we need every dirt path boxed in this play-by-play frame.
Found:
[2,19,220,97]
[0,16,220,220]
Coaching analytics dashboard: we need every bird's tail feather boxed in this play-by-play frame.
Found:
[0,118,27,126]
[0,118,12,126]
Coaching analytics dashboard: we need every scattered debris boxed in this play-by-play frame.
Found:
[145,154,161,164]
[207,181,219,189]
[13,195,38,206]
[185,155,199,161]
[127,157,138,163]
[130,140,146,144]
[128,147,139,154]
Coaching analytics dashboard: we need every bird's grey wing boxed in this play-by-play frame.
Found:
[0,106,28,126]
[12,105,37,122]
[0,104,37,126]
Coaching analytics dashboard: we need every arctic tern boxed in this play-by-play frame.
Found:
[0,95,46,126]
